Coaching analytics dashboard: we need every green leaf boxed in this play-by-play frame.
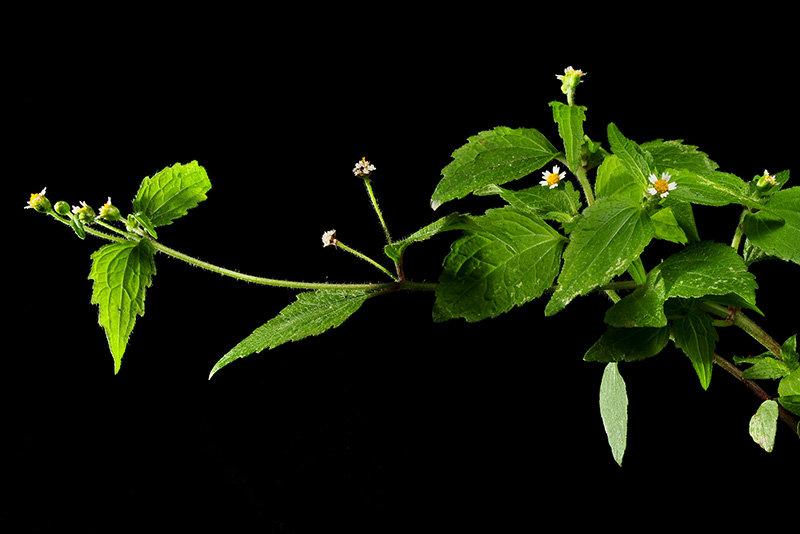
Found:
[672,309,718,390]
[649,207,688,245]
[743,187,800,265]
[433,207,566,322]
[550,102,587,173]
[640,139,719,173]
[667,169,761,209]
[132,212,158,239]
[594,154,645,205]
[88,239,157,374]
[777,395,800,418]
[739,356,792,380]
[599,362,628,466]
[431,127,559,210]
[484,181,582,224]
[584,326,671,363]
[604,274,667,328]
[70,215,86,240]
[384,213,478,263]
[781,334,799,369]
[607,123,653,191]
[778,367,800,398]
[132,161,212,228]
[662,199,700,243]
[545,197,654,316]
[209,289,374,378]
[652,241,760,312]
[749,400,779,453]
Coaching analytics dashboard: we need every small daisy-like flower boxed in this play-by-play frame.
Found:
[539,165,566,189]
[353,157,376,178]
[647,172,677,198]
[72,201,96,222]
[555,66,586,82]
[759,169,777,186]
[25,188,50,212]
[322,229,338,247]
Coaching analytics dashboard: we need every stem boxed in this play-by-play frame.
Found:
[334,241,398,281]
[362,178,392,244]
[48,212,127,243]
[575,167,595,207]
[731,208,747,252]
[714,354,799,435]
[699,301,783,358]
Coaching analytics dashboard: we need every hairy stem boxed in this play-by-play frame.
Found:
[575,167,595,207]
[700,302,783,358]
[713,354,799,435]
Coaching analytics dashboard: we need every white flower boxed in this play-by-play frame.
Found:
[353,157,376,177]
[539,165,566,189]
[762,170,776,185]
[24,187,47,209]
[322,229,338,247]
[648,172,677,198]
[555,66,586,81]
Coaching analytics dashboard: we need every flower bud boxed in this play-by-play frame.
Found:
[98,197,122,221]
[755,169,777,189]
[556,66,586,95]
[72,201,96,224]
[25,188,51,213]
[54,200,71,216]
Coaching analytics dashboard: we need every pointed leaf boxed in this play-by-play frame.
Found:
[604,274,667,328]
[132,161,212,228]
[550,102,586,173]
[584,326,670,363]
[487,181,582,223]
[599,363,628,466]
[433,207,566,322]
[749,400,778,453]
[743,187,800,265]
[652,241,759,311]
[545,197,654,316]
[667,169,761,209]
[649,207,688,245]
[672,309,718,390]
[431,127,558,210]
[384,213,478,263]
[640,139,719,173]
[209,289,374,378]
[89,239,157,374]
[595,154,645,204]
[607,123,652,191]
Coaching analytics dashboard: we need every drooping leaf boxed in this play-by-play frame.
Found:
[132,161,212,228]
[667,169,762,209]
[749,400,779,453]
[607,123,653,191]
[88,239,157,374]
[433,207,566,322]
[599,362,628,466]
[584,326,671,363]
[640,139,719,174]
[651,241,760,312]
[671,309,718,390]
[209,289,375,378]
[545,197,654,316]
[743,187,800,265]
[550,102,587,173]
[384,213,478,263]
[431,127,559,210]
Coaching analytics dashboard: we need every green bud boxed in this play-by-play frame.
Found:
[72,201,96,224]
[755,170,777,189]
[25,188,51,213]
[54,200,71,216]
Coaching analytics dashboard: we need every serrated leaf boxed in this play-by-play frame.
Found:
[607,123,653,191]
[749,400,778,452]
[584,326,670,363]
[489,181,582,223]
[740,357,792,380]
[652,241,759,312]
[640,139,719,173]
[209,289,374,378]
[604,274,667,328]
[132,161,212,228]
[672,309,718,390]
[595,154,645,205]
[743,187,800,265]
[88,239,157,374]
[545,197,654,316]
[431,127,558,210]
[384,213,478,263]
[550,102,586,173]
[599,362,628,466]
[667,169,761,209]
[433,207,566,322]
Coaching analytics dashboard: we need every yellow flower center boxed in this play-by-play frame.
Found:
[30,192,43,204]
[653,179,669,194]
[546,173,560,186]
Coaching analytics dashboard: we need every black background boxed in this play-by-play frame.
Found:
[9,11,798,533]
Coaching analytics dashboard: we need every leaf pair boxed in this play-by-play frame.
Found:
[89,161,211,373]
